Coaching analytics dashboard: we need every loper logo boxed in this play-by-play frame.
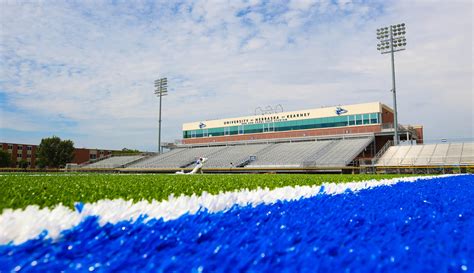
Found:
[335,107,348,116]
[199,122,207,129]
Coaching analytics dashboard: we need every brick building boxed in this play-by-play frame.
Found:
[0,143,119,168]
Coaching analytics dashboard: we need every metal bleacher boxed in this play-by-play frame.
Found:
[376,142,474,166]
[128,145,228,169]
[245,137,374,168]
[444,143,464,165]
[414,144,436,165]
[83,155,145,168]
[245,140,333,168]
[461,143,474,165]
[429,143,450,165]
[204,143,271,168]
[400,145,423,165]
[311,138,374,167]
[122,135,375,170]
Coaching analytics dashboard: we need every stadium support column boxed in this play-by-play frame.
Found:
[154,77,168,154]
[377,23,407,146]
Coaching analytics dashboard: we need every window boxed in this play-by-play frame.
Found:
[8,144,13,150]
[90,154,97,160]
[203,129,208,137]
[263,123,274,132]
[224,127,231,136]
[356,115,363,125]
[363,114,370,125]
[18,145,23,150]
[27,146,32,151]
[370,113,379,124]
[238,125,244,134]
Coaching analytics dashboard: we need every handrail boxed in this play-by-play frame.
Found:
[372,140,393,165]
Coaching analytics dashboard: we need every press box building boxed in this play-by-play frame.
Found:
[182,102,423,149]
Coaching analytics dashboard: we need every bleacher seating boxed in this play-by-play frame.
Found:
[128,146,228,168]
[127,148,187,168]
[414,144,436,165]
[400,145,423,165]
[83,155,145,168]
[461,143,474,164]
[311,138,374,167]
[377,145,411,166]
[445,143,464,165]
[376,142,474,166]
[123,136,374,169]
[245,141,333,168]
[205,144,271,168]
[429,144,450,165]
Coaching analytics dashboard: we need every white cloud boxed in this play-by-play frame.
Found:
[0,0,472,150]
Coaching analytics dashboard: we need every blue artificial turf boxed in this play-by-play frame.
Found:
[1,175,473,273]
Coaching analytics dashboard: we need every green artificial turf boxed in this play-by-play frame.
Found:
[0,173,413,212]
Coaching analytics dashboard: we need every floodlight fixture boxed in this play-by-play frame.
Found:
[376,23,407,145]
[154,77,168,153]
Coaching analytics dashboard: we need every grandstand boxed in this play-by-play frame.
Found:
[130,145,228,169]
[82,155,145,169]
[119,135,375,171]
[79,101,473,173]
[375,142,474,166]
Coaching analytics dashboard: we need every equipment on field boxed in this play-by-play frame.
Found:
[176,157,208,175]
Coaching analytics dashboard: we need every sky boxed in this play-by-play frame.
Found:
[0,0,472,151]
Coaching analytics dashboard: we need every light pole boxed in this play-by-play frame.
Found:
[377,23,406,145]
[154,77,168,154]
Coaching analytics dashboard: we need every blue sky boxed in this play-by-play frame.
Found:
[0,0,472,151]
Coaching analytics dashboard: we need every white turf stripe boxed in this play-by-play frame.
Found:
[0,175,460,245]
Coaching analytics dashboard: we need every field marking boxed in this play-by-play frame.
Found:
[0,174,463,245]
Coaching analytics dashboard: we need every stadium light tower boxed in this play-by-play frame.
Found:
[377,23,406,145]
[154,77,168,154]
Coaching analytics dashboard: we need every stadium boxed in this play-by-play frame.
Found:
[77,101,472,174]
[1,1,473,273]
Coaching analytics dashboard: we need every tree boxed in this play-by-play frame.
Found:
[18,159,28,169]
[112,148,141,156]
[0,150,12,168]
[37,136,75,168]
